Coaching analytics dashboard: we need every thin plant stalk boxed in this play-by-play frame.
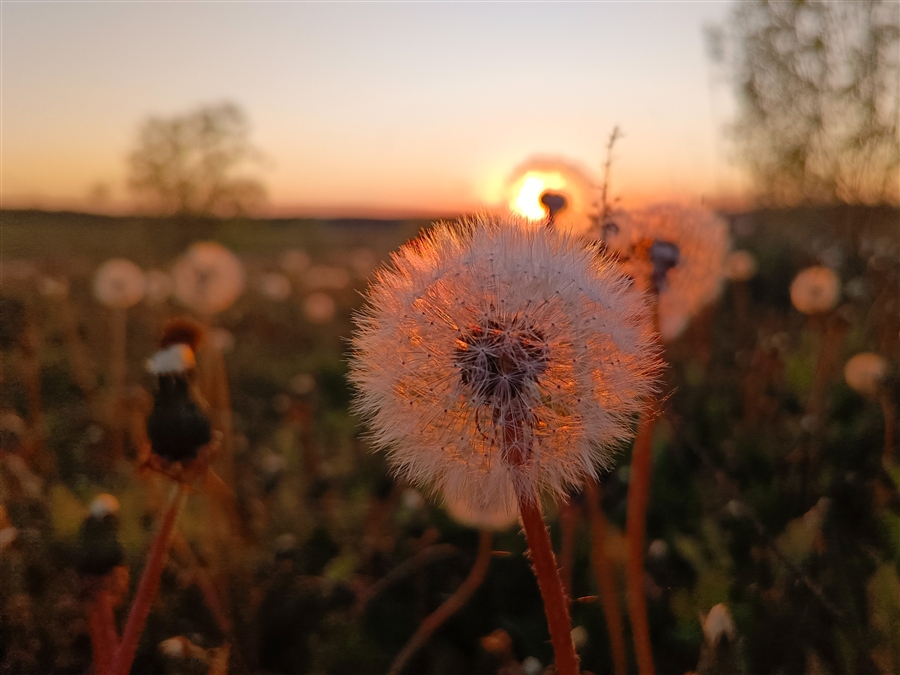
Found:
[112,483,188,675]
[387,529,493,675]
[517,491,580,675]
[19,308,49,468]
[59,297,98,408]
[87,592,115,675]
[109,308,128,463]
[882,393,896,468]
[625,409,657,675]
[585,478,628,675]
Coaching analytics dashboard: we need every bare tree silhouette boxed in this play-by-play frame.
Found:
[128,102,267,217]
[716,0,899,205]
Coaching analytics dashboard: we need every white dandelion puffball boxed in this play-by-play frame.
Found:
[844,353,888,398]
[303,292,337,324]
[350,215,661,514]
[444,493,519,531]
[93,259,145,309]
[172,242,245,315]
[280,249,311,275]
[144,270,174,304]
[790,266,840,315]
[595,204,729,341]
[258,272,292,302]
[724,250,758,282]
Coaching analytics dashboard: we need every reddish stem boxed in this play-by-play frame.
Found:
[625,410,657,675]
[388,529,493,675]
[518,491,580,675]
[88,595,113,675]
[585,479,628,675]
[112,484,187,675]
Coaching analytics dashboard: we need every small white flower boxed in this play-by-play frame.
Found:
[350,214,660,513]
[595,204,729,340]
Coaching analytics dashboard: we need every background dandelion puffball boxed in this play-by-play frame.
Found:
[350,215,661,513]
[790,265,841,315]
[172,242,246,316]
[596,205,729,341]
[93,258,145,309]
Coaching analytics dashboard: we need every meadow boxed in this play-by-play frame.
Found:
[1,204,898,675]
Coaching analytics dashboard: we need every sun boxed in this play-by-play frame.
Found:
[510,171,568,220]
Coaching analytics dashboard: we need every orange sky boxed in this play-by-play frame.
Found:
[1,2,750,218]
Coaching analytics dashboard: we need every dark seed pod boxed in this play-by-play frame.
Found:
[77,496,123,577]
[147,374,212,463]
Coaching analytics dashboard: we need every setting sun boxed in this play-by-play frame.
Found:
[510,172,568,220]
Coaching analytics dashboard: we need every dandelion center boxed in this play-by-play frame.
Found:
[454,317,549,409]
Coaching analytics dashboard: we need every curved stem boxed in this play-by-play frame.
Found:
[518,491,580,675]
[388,529,493,675]
[112,484,187,675]
[585,478,628,675]
[625,411,656,675]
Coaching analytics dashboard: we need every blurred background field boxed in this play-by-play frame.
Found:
[1,202,898,675]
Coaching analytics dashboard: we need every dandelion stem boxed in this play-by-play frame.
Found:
[387,529,493,675]
[882,393,896,468]
[87,591,114,675]
[518,491,580,675]
[585,478,628,675]
[625,409,657,675]
[112,483,187,675]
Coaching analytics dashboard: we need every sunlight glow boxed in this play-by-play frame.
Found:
[510,172,568,220]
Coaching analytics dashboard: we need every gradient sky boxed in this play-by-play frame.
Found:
[1,1,747,217]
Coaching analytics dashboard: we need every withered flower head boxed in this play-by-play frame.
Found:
[350,214,661,513]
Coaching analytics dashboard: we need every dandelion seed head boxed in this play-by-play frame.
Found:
[844,352,888,398]
[596,204,729,341]
[790,265,840,315]
[724,250,758,282]
[93,259,145,309]
[443,492,519,531]
[172,242,245,316]
[350,214,661,513]
[89,493,120,519]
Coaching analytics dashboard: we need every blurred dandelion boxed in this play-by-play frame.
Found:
[258,271,292,302]
[93,259,145,310]
[304,264,350,291]
[172,242,245,316]
[303,292,337,324]
[351,214,660,675]
[280,248,311,275]
[845,352,895,466]
[845,353,888,399]
[790,266,841,315]
[724,249,758,282]
[94,258,146,462]
[596,204,729,341]
[144,270,174,305]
